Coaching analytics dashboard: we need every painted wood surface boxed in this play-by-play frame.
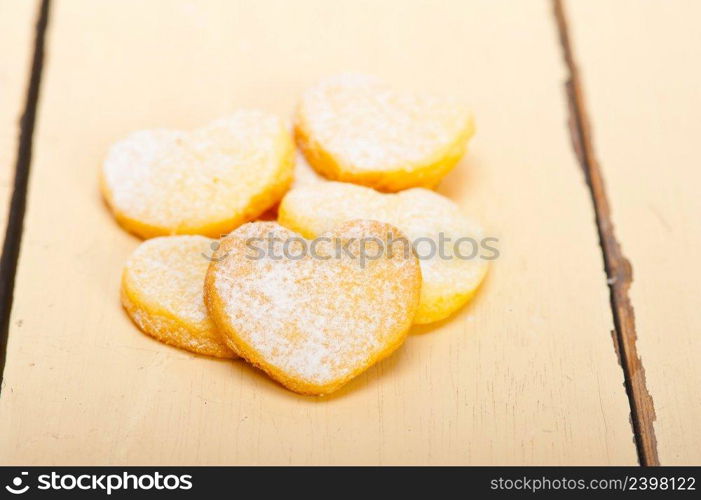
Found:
[566,0,701,464]
[0,0,39,237]
[0,0,636,464]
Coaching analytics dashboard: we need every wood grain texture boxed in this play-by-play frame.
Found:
[0,0,636,464]
[565,0,701,464]
[553,0,657,466]
[0,0,39,239]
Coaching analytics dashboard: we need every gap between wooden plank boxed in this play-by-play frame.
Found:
[552,0,659,466]
[0,0,50,389]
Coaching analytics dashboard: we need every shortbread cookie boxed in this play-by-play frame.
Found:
[294,74,474,192]
[279,182,489,324]
[122,236,236,358]
[102,110,294,239]
[205,221,421,395]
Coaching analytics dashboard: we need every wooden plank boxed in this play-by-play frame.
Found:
[0,0,636,464]
[564,0,701,464]
[0,0,39,243]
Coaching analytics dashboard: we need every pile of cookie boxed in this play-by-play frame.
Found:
[103,74,488,396]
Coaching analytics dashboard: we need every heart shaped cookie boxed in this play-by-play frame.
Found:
[204,221,421,395]
[279,182,489,324]
[102,110,294,239]
[294,74,474,192]
[122,235,237,358]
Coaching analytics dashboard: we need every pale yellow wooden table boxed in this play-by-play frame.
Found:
[0,0,697,465]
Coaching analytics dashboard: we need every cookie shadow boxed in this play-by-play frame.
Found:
[435,154,476,200]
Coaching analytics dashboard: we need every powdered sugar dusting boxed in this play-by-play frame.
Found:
[280,182,489,321]
[103,110,290,232]
[211,222,419,385]
[297,74,472,172]
[123,235,235,358]
[124,236,213,324]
